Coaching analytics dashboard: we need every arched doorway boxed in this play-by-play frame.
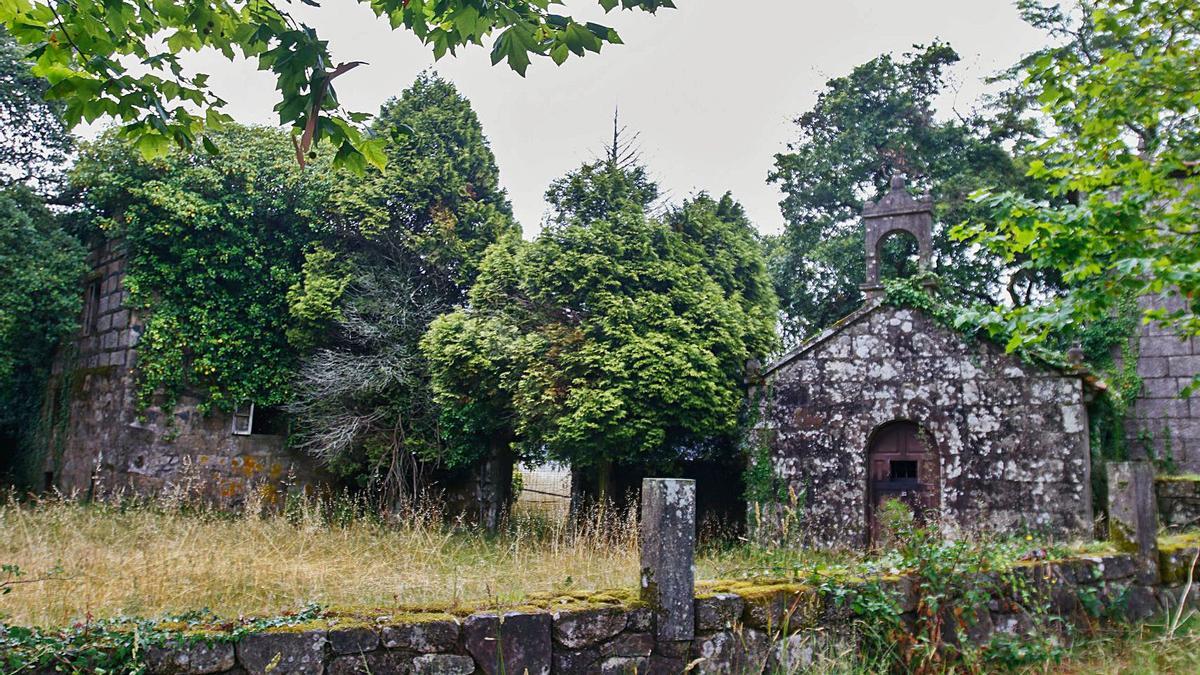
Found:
[867,421,939,545]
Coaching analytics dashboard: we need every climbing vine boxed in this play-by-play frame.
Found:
[70,125,336,414]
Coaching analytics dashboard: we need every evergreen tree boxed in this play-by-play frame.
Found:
[288,74,519,504]
[423,151,777,506]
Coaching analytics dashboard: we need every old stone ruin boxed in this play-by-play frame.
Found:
[40,238,325,503]
[38,174,1200,537]
[755,175,1197,549]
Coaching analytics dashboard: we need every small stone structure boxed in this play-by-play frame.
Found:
[43,238,325,501]
[757,179,1095,548]
[1158,474,1200,532]
[639,478,696,643]
[1107,461,1161,583]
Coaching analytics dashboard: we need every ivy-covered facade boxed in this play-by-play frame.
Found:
[44,237,326,500]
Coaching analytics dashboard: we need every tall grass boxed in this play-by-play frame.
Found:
[0,490,643,627]
[0,488,1115,629]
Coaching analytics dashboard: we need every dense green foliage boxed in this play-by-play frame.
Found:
[424,155,777,474]
[0,33,83,487]
[767,43,1034,344]
[331,73,520,295]
[0,0,671,173]
[70,124,335,413]
[0,187,84,485]
[955,0,1200,391]
[288,74,518,496]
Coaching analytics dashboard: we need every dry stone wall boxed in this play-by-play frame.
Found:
[123,549,1200,675]
[1158,475,1200,532]
[759,302,1094,549]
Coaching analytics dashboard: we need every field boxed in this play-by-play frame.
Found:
[2,493,851,627]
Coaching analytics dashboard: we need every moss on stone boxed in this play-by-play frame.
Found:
[1157,474,1200,483]
[1158,531,1200,553]
[1157,532,1200,585]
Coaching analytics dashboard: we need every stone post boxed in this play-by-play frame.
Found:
[639,478,696,642]
[1107,461,1160,584]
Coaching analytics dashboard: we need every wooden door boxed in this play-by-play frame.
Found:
[867,421,939,545]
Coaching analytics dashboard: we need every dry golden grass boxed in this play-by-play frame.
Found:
[0,493,653,627]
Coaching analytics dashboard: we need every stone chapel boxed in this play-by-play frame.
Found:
[756,177,1098,548]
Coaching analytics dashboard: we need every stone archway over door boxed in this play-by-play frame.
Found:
[867,421,939,545]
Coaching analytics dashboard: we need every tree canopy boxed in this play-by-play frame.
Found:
[0,30,71,193]
[287,74,519,499]
[767,42,1031,345]
[330,72,520,296]
[0,0,673,173]
[954,0,1200,387]
[423,155,777,480]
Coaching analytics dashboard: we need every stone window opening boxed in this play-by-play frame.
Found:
[231,402,254,435]
[251,406,288,436]
[82,279,101,335]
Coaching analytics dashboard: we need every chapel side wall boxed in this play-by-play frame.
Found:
[46,239,327,503]
[761,306,1093,548]
[1128,293,1200,472]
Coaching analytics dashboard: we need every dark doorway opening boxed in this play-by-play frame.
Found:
[867,421,939,546]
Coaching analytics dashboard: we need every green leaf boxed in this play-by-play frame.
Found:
[134,132,173,159]
[359,138,387,172]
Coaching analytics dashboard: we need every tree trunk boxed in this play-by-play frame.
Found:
[475,440,514,533]
[569,459,614,523]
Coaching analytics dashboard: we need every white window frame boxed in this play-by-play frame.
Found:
[231,402,255,436]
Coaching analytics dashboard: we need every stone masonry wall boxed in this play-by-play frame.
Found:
[118,549,1200,675]
[1158,475,1200,532]
[45,239,326,503]
[1127,293,1200,472]
[759,303,1093,549]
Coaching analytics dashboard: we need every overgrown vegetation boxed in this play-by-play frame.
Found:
[5,494,1191,675]
[0,32,85,489]
[70,124,336,415]
[424,148,778,502]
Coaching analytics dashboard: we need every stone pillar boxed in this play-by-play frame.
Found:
[639,478,696,642]
[1107,461,1161,584]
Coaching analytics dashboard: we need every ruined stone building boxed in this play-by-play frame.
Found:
[43,238,323,500]
[757,178,1098,548]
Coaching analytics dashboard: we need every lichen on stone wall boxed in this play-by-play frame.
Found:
[760,294,1095,548]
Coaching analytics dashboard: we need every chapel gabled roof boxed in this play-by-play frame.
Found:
[763,295,1107,393]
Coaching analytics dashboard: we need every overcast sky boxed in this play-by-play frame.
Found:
[180,1,1049,237]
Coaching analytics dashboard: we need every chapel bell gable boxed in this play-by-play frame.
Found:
[860,175,934,300]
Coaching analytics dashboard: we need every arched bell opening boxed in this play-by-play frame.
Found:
[875,229,923,281]
[865,420,940,546]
